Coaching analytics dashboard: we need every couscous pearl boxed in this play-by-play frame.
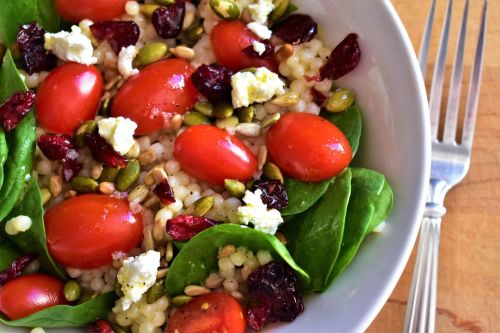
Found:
[257,250,273,265]
[164,160,181,174]
[67,268,82,278]
[223,278,239,292]
[125,1,140,16]
[218,256,235,271]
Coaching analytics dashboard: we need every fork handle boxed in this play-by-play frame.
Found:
[403,203,445,333]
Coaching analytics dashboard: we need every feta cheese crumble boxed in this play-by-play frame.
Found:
[5,215,32,236]
[248,0,275,24]
[231,67,285,108]
[247,22,272,40]
[252,41,266,56]
[44,26,97,65]
[98,117,138,155]
[237,189,284,235]
[118,45,139,78]
[114,250,161,311]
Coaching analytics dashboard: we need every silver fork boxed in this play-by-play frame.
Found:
[403,0,488,332]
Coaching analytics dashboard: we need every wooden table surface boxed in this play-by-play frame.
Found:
[367,0,500,332]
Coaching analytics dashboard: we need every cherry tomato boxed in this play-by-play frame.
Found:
[0,274,67,320]
[168,292,245,333]
[36,63,103,134]
[174,125,257,185]
[111,59,198,135]
[45,194,143,269]
[211,20,278,72]
[267,112,352,182]
[54,0,128,22]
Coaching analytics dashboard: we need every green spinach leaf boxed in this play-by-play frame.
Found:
[0,129,8,190]
[281,169,352,292]
[322,103,362,155]
[165,224,310,296]
[280,178,331,216]
[0,0,61,45]
[5,177,66,279]
[0,238,22,270]
[327,168,394,283]
[0,51,36,222]
[0,292,117,328]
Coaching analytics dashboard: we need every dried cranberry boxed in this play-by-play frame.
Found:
[62,157,83,183]
[152,3,185,39]
[83,133,127,168]
[90,21,140,54]
[246,261,304,330]
[320,33,361,80]
[37,134,76,161]
[17,22,56,74]
[273,14,318,45]
[0,90,36,132]
[87,320,115,333]
[310,88,327,107]
[153,179,175,205]
[166,215,218,241]
[191,64,233,104]
[251,180,288,210]
[242,40,274,58]
[0,254,37,286]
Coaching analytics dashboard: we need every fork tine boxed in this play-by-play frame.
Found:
[462,0,488,148]
[418,0,437,79]
[428,0,453,140]
[442,0,469,144]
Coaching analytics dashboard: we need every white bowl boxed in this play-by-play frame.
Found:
[3,1,429,332]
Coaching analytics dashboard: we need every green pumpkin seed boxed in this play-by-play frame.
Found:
[194,101,214,117]
[325,89,355,113]
[99,167,120,183]
[236,106,254,123]
[261,113,281,128]
[116,160,140,192]
[246,180,254,190]
[193,195,215,216]
[63,280,81,302]
[75,120,97,147]
[209,0,240,20]
[99,96,112,116]
[135,42,168,67]
[215,116,239,129]
[269,0,289,23]
[71,176,98,193]
[40,188,51,205]
[263,162,284,183]
[214,102,234,118]
[271,91,299,106]
[146,280,166,304]
[141,4,161,17]
[77,290,98,305]
[172,295,193,307]
[224,179,246,198]
[183,111,210,126]
[186,24,204,43]
[155,0,175,5]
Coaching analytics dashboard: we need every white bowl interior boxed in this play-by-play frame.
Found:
[2,1,430,332]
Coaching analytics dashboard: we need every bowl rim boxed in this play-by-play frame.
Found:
[355,1,431,331]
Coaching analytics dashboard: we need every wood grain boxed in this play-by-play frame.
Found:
[367,0,500,332]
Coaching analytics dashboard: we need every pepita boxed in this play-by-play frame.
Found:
[70,176,98,193]
[64,280,81,302]
[236,106,254,123]
[263,162,284,183]
[146,279,166,304]
[116,159,140,192]
[194,101,215,117]
[193,195,215,216]
[155,0,175,5]
[99,95,112,116]
[77,290,98,305]
[214,102,234,118]
[271,91,299,106]
[135,42,168,67]
[209,0,240,20]
[75,120,97,147]
[183,111,210,126]
[40,187,51,205]
[99,167,119,183]
[215,116,239,129]
[261,113,281,128]
[325,89,355,113]
[141,4,161,17]
[186,24,204,43]
[224,179,246,198]
[172,295,193,307]
[269,0,289,23]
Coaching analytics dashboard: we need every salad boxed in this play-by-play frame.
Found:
[0,0,394,332]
